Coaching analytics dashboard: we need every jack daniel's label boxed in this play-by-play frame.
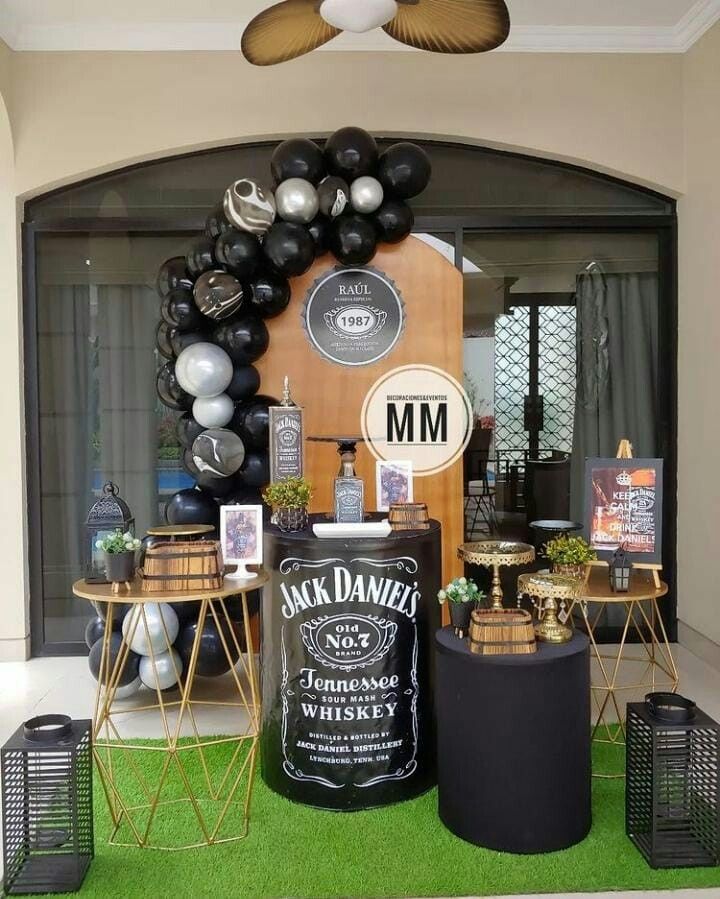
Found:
[269,407,304,482]
[334,477,364,523]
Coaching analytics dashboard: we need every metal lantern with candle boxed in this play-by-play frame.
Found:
[85,482,134,583]
[609,542,632,592]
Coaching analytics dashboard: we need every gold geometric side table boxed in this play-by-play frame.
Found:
[565,567,678,778]
[517,572,582,644]
[458,541,535,609]
[72,573,266,850]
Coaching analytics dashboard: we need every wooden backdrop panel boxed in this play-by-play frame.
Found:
[256,236,463,583]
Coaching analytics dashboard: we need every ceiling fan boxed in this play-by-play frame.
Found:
[241,0,511,66]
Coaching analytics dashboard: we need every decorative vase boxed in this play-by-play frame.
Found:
[449,601,476,638]
[552,562,587,581]
[275,507,308,533]
[104,550,135,586]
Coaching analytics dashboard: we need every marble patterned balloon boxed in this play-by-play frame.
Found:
[223,179,276,236]
[192,428,246,477]
[318,175,349,219]
[193,270,244,321]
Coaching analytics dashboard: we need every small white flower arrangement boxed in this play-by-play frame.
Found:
[95,529,141,554]
[438,576,484,605]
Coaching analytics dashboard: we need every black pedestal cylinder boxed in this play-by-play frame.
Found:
[436,628,591,853]
[261,518,442,810]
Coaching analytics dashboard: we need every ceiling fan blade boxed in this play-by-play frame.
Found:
[241,0,341,66]
[384,0,510,54]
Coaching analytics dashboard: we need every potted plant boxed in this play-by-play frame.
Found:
[95,529,141,585]
[263,476,313,533]
[544,534,596,580]
[438,577,485,637]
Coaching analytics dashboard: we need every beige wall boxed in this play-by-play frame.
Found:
[0,39,701,656]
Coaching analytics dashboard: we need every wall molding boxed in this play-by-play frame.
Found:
[678,620,720,673]
[0,634,30,663]
[1,1,720,54]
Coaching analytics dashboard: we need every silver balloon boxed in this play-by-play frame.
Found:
[351,176,384,214]
[192,393,234,429]
[224,179,276,236]
[175,342,233,398]
[122,603,179,657]
[192,428,245,477]
[275,178,319,224]
[113,676,142,700]
[139,648,183,692]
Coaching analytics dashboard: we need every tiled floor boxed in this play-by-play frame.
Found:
[1,644,719,898]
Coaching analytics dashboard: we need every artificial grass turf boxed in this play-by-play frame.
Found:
[55,738,720,898]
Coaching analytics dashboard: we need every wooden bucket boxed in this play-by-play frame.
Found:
[140,540,223,593]
[388,502,430,531]
[468,608,537,656]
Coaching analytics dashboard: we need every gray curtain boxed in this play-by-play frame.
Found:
[570,270,659,521]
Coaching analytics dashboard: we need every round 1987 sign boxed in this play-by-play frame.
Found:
[302,267,405,367]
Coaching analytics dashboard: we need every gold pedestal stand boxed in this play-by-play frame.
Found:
[73,574,266,850]
[458,541,535,609]
[517,572,581,644]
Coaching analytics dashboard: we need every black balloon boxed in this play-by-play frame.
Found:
[177,413,206,450]
[84,615,120,650]
[93,601,130,627]
[88,633,141,687]
[224,485,266,508]
[157,256,193,298]
[169,600,201,624]
[169,328,210,357]
[212,314,269,365]
[262,222,315,278]
[161,288,206,332]
[248,271,291,318]
[324,127,378,180]
[196,470,240,498]
[318,176,349,219]
[165,487,219,528]
[307,216,330,257]
[156,321,175,359]
[373,199,414,244]
[186,236,217,278]
[225,588,262,624]
[215,229,261,281]
[330,214,378,266]
[377,142,432,200]
[157,361,193,412]
[240,451,270,488]
[226,365,261,402]
[231,395,278,450]
[205,202,233,240]
[175,616,239,678]
[271,137,325,186]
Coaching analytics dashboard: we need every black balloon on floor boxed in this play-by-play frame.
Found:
[88,633,141,687]
[157,256,194,298]
[161,288,206,332]
[330,214,378,266]
[212,314,269,365]
[240,451,270,488]
[377,142,432,200]
[157,361,193,411]
[248,271,291,318]
[165,487,219,527]
[232,395,277,450]
[170,328,210,357]
[373,199,414,244]
[224,588,261,625]
[215,229,261,281]
[262,222,315,278]
[224,365,260,403]
[176,412,206,450]
[156,321,175,359]
[169,600,201,624]
[84,615,120,650]
[271,137,325,186]
[93,601,130,627]
[186,235,217,278]
[324,127,378,180]
[205,202,233,240]
[307,216,330,257]
[175,615,239,678]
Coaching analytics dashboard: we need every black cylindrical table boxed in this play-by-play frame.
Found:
[261,517,442,811]
[436,628,591,853]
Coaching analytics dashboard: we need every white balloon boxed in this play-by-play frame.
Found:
[122,603,179,657]
[175,342,233,399]
[113,676,142,699]
[193,393,234,429]
[351,176,384,214]
[275,178,319,224]
[139,649,183,692]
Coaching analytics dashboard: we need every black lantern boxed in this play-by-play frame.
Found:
[609,543,632,592]
[626,694,720,868]
[85,482,134,583]
[1,715,93,894]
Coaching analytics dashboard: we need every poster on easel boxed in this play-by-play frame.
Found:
[583,457,663,564]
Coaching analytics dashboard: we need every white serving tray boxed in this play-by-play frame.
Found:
[312,520,392,539]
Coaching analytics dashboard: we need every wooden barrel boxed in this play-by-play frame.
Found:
[388,502,430,531]
[468,608,537,656]
[140,540,223,593]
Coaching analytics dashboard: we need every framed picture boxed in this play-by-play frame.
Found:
[583,458,663,564]
[376,460,414,513]
[220,504,263,579]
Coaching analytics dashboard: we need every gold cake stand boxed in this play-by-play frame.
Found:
[458,541,535,609]
[517,572,582,643]
[73,573,266,850]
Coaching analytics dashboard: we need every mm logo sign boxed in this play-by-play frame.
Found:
[362,365,472,477]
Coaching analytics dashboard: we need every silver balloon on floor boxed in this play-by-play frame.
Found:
[122,603,179,657]
[139,648,183,692]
